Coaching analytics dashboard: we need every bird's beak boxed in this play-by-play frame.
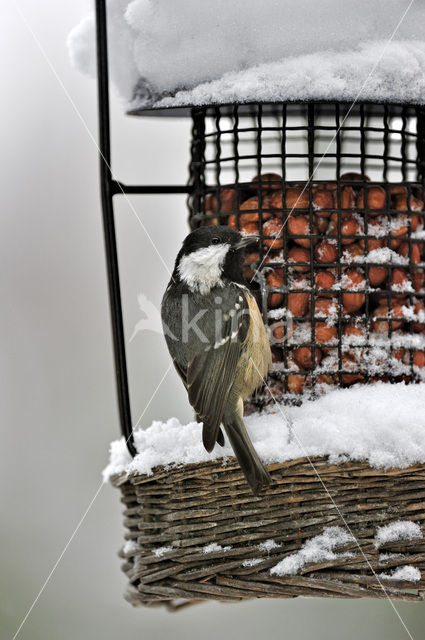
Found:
[235,235,259,250]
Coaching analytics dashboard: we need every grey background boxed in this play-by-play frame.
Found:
[1,2,424,639]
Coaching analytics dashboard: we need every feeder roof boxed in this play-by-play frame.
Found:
[69,1,425,117]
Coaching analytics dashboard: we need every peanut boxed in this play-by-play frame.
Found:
[271,323,285,343]
[390,214,408,238]
[357,186,386,214]
[368,266,388,287]
[327,215,359,245]
[315,240,338,264]
[394,193,424,212]
[315,270,336,296]
[266,271,284,308]
[293,346,322,369]
[285,186,310,209]
[412,268,425,292]
[263,217,284,249]
[205,188,237,214]
[398,242,421,265]
[371,304,404,333]
[315,322,338,344]
[313,188,334,213]
[414,350,425,368]
[287,215,317,248]
[288,284,310,318]
[287,373,306,395]
[341,354,364,385]
[314,297,338,320]
[342,269,365,313]
[343,324,366,343]
[339,186,356,212]
[413,301,425,333]
[270,187,310,210]
[251,173,282,192]
[288,246,311,272]
[340,172,370,182]
[343,243,365,262]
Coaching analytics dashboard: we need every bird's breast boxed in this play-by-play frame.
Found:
[237,292,272,397]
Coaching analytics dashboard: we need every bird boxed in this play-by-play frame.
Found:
[161,225,272,495]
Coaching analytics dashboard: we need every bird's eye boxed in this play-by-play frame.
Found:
[211,237,220,245]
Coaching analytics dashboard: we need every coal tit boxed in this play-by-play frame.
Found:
[161,226,272,495]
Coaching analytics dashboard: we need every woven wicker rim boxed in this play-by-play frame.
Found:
[111,456,425,609]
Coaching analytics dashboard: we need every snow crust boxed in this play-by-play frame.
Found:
[270,526,355,576]
[258,540,281,553]
[242,558,263,567]
[203,543,231,553]
[344,247,409,266]
[379,565,421,582]
[156,42,425,109]
[103,382,425,481]
[374,520,423,548]
[152,546,173,557]
[123,539,139,554]
[68,1,425,108]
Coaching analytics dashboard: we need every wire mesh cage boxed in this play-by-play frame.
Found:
[188,103,425,406]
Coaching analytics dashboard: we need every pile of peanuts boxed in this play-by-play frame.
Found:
[204,172,425,397]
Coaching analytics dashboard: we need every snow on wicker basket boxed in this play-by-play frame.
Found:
[105,383,425,608]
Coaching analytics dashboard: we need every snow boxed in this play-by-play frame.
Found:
[242,558,263,567]
[155,42,425,110]
[152,545,173,557]
[379,566,421,582]
[203,543,231,553]
[103,382,425,481]
[258,539,281,553]
[379,553,403,562]
[68,1,139,103]
[343,247,409,266]
[374,520,423,548]
[270,526,355,576]
[123,540,139,554]
[68,1,425,108]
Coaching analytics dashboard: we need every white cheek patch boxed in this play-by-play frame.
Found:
[178,243,230,295]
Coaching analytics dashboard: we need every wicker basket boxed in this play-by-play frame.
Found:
[111,456,425,609]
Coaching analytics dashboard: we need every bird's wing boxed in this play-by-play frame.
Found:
[172,358,226,447]
[172,358,188,389]
[186,290,250,452]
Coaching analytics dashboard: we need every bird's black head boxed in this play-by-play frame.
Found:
[173,226,257,294]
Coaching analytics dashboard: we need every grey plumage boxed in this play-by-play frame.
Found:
[161,227,272,495]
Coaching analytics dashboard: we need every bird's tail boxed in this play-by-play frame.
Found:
[223,414,271,496]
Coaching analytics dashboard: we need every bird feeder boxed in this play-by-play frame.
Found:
[95,0,425,609]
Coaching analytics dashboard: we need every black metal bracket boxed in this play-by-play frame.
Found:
[95,0,190,456]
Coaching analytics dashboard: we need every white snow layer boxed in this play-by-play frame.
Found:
[68,1,425,107]
[379,565,422,582]
[270,527,355,576]
[152,546,173,557]
[123,539,139,554]
[103,382,425,481]
[203,543,231,553]
[374,520,424,548]
[258,540,281,553]
[242,558,263,567]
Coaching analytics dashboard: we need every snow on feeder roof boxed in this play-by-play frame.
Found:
[69,0,425,114]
